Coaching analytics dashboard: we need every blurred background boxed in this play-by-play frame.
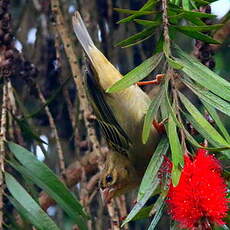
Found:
[1,0,230,229]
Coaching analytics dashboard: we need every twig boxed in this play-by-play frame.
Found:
[162,0,170,54]
[50,0,102,160]
[0,80,8,230]
[36,84,66,181]
[107,200,120,230]
[115,195,129,230]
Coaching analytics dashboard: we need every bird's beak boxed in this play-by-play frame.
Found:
[100,187,115,204]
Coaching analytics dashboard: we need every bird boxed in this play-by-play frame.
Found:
[72,12,159,202]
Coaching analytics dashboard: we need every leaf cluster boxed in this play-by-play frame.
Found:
[107,0,230,228]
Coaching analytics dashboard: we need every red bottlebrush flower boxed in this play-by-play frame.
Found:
[166,148,228,230]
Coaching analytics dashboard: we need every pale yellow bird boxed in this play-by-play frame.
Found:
[72,12,159,202]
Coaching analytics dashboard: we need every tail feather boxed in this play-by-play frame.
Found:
[72,11,95,59]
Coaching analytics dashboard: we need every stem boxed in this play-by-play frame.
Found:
[162,0,171,54]
[36,84,66,181]
[0,80,8,230]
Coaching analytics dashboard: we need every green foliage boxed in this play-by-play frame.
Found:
[7,142,88,230]
[122,138,169,226]
[5,172,61,230]
[108,0,230,228]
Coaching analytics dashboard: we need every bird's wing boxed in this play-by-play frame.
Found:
[84,63,132,156]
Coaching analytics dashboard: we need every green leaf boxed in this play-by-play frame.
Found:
[142,86,165,144]
[202,101,230,143]
[178,93,230,147]
[148,200,165,230]
[114,8,156,15]
[163,42,183,69]
[184,14,206,25]
[192,0,210,5]
[172,24,223,32]
[182,0,190,10]
[164,80,182,128]
[132,204,154,221]
[134,19,161,27]
[122,138,168,226]
[183,112,230,150]
[106,53,163,93]
[117,0,157,24]
[169,13,185,23]
[181,77,230,118]
[122,181,159,226]
[5,172,61,230]
[116,26,155,48]
[7,142,88,230]
[180,122,230,151]
[138,137,169,201]
[175,46,230,101]
[169,6,216,19]
[167,113,183,186]
[174,27,221,44]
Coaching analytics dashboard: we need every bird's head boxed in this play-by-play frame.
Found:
[99,152,140,203]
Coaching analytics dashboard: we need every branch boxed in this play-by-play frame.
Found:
[50,0,103,161]
[36,84,66,180]
[0,81,8,230]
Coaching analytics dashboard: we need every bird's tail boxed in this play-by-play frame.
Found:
[72,11,95,60]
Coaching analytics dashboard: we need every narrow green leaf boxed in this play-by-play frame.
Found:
[114,8,156,15]
[138,137,169,201]
[169,6,216,18]
[142,86,165,144]
[107,53,163,93]
[134,19,161,27]
[178,93,230,147]
[164,80,182,128]
[132,204,154,221]
[175,27,221,44]
[180,122,230,151]
[181,77,230,118]
[117,0,157,24]
[167,114,183,186]
[5,172,61,230]
[175,46,230,101]
[7,142,88,230]
[183,112,230,150]
[165,55,184,69]
[184,14,206,25]
[202,101,230,143]
[160,94,169,121]
[122,181,159,226]
[192,0,210,5]
[172,24,223,32]
[175,0,181,6]
[9,163,88,230]
[122,139,168,226]
[116,26,155,48]
[163,43,183,69]
[169,13,185,23]
[148,199,165,230]
[182,0,190,10]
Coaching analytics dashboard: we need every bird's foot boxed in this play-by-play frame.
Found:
[152,120,166,134]
[136,74,165,86]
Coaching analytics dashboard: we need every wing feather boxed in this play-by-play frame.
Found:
[84,62,132,156]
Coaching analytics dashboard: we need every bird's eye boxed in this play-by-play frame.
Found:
[106,175,113,183]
